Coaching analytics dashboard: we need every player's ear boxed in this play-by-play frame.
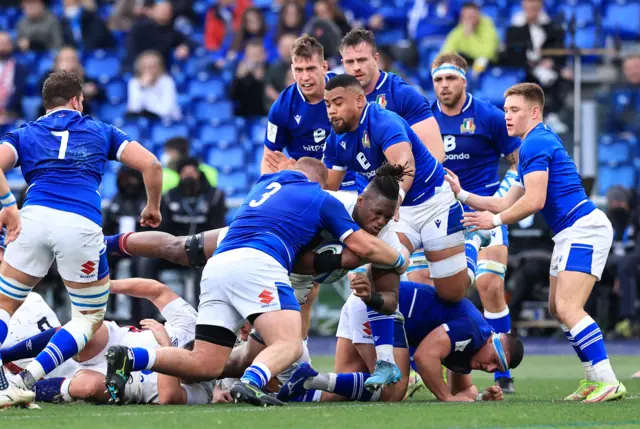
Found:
[356,92,366,107]
[374,52,379,64]
[322,60,329,73]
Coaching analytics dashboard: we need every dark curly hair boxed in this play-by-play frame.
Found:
[368,163,414,200]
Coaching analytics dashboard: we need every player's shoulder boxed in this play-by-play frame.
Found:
[273,83,300,110]
[386,72,422,97]
[325,190,357,213]
[367,102,406,130]
[522,123,561,152]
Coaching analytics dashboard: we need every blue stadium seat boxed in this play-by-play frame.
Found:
[249,118,267,143]
[100,171,119,201]
[85,53,121,83]
[105,80,127,104]
[477,67,526,107]
[603,0,640,40]
[199,124,239,145]
[557,2,596,27]
[188,77,226,102]
[99,103,127,124]
[217,171,250,196]
[36,51,55,77]
[598,138,633,165]
[207,147,245,170]
[193,100,234,123]
[119,123,142,142]
[150,124,190,145]
[598,164,635,194]
[21,96,42,121]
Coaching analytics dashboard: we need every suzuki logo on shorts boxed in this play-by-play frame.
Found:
[81,261,96,275]
[258,290,275,305]
[362,322,372,336]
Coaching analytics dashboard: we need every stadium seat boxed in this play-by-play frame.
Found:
[188,77,226,102]
[105,80,127,104]
[207,147,245,170]
[99,103,127,124]
[100,171,119,201]
[85,53,121,83]
[119,123,142,142]
[193,100,234,124]
[557,2,597,27]
[598,164,635,194]
[199,123,239,145]
[603,0,640,40]
[249,118,268,143]
[598,138,633,165]
[217,171,250,196]
[36,51,55,77]
[477,67,526,107]
[21,96,42,121]
[150,123,190,145]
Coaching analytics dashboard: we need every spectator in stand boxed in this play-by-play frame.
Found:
[503,0,568,132]
[161,137,218,194]
[204,0,251,52]
[277,0,306,39]
[223,6,267,66]
[264,32,297,111]
[440,2,499,75]
[604,54,640,136]
[38,46,105,116]
[302,14,342,63]
[126,50,181,122]
[0,32,26,125]
[125,0,191,71]
[60,0,114,50]
[109,0,149,32]
[17,0,64,52]
[313,0,351,37]
[230,39,268,118]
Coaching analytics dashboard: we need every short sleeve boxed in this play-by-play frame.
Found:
[520,138,551,177]
[376,113,411,152]
[264,97,289,152]
[107,124,131,161]
[441,317,483,374]
[322,132,346,171]
[488,105,520,157]
[394,79,433,125]
[1,130,21,167]
[319,192,361,242]
[183,382,214,405]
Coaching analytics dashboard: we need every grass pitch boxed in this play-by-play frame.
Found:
[2,355,639,429]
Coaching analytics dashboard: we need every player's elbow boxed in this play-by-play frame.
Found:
[530,194,546,212]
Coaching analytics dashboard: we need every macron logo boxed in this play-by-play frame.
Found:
[340,141,346,149]
[435,219,441,229]
[294,115,301,124]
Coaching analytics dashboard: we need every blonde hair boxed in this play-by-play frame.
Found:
[504,82,545,113]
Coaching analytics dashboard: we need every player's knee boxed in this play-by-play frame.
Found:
[65,282,110,348]
[553,295,581,322]
[476,261,506,296]
[0,274,34,309]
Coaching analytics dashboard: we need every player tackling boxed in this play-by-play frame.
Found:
[446,82,626,402]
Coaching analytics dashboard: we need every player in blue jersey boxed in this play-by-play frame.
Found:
[104,158,408,407]
[262,35,356,191]
[0,70,163,408]
[446,83,627,402]
[323,74,484,390]
[278,275,523,403]
[431,53,521,393]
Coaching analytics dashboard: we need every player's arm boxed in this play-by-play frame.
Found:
[448,372,504,402]
[110,278,179,312]
[411,117,445,163]
[445,167,525,213]
[261,146,288,175]
[262,103,290,174]
[119,141,163,227]
[157,374,189,405]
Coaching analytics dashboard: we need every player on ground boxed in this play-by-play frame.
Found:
[323,74,487,390]
[431,53,521,393]
[2,278,218,405]
[0,70,162,407]
[278,275,523,403]
[104,158,407,407]
[446,83,627,402]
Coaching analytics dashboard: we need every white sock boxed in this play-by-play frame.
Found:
[375,344,395,364]
[310,389,323,402]
[61,378,74,402]
[146,349,156,370]
[592,359,617,384]
[582,362,596,382]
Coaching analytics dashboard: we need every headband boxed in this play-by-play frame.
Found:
[431,63,467,80]
[492,333,509,372]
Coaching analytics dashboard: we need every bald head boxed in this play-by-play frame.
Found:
[294,157,328,188]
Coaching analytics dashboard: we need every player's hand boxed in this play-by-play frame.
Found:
[213,386,233,403]
[276,157,297,172]
[350,273,372,301]
[140,205,162,228]
[264,150,287,172]
[448,394,474,402]
[482,385,504,401]
[140,319,172,347]
[443,168,462,196]
[0,205,21,245]
[462,211,494,232]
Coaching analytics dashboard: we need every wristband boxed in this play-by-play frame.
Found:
[492,213,503,227]
[366,292,385,312]
[457,189,469,203]
[475,393,484,401]
[313,252,343,273]
[398,188,406,201]
[0,192,16,207]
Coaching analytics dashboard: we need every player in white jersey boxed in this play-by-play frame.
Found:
[2,278,215,405]
[446,83,626,402]
[0,71,163,407]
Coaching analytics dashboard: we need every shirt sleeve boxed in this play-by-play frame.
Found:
[183,382,214,405]
[107,124,132,161]
[489,104,520,157]
[441,317,483,374]
[264,96,290,152]
[394,79,433,125]
[319,192,361,242]
[376,113,412,152]
[519,138,551,177]
[1,129,21,168]
[322,132,346,171]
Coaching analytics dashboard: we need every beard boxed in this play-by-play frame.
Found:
[330,117,352,134]
[440,90,465,109]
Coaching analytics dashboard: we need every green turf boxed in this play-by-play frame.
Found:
[3,355,640,429]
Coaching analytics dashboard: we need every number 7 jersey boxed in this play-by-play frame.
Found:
[1,109,131,226]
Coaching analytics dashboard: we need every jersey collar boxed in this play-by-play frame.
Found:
[38,108,80,121]
[374,70,388,91]
[436,92,473,115]
[359,103,372,125]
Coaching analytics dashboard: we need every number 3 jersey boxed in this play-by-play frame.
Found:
[432,94,520,197]
[1,109,131,226]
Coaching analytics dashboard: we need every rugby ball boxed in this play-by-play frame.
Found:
[312,241,350,284]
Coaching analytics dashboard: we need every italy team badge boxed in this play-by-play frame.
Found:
[376,94,387,109]
[362,131,370,148]
[460,118,476,134]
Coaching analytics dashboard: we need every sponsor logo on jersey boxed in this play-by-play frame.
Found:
[435,219,441,229]
[294,115,302,124]
[362,321,372,336]
[303,144,325,152]
[376,94,387,109]
[362,131,370,148]
[460,118,476,134]
[314,128,326,143]
[361,170,377,179]
[81,261,95,275]
[340,141,346,149]
[445,153,471,161]
[455,338,472,351]
[258,290,275,306]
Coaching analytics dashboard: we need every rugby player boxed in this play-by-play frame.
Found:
[0,70,162,407]
[447,83,627,402]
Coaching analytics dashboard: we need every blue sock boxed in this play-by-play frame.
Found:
[131,347,152,371]
[331,373,375,401]
[104,233,130,256]
[367,308,394,362]
[0,308,10,390]
[289,389,320,402]
[465,241,479,282]
[30,328,80,381]
[570,316,607,365]
[241,363,271,389]
[35,378,66,402]
[485,309,512,380]
[1,328,58,362]
[561,324,588,363]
